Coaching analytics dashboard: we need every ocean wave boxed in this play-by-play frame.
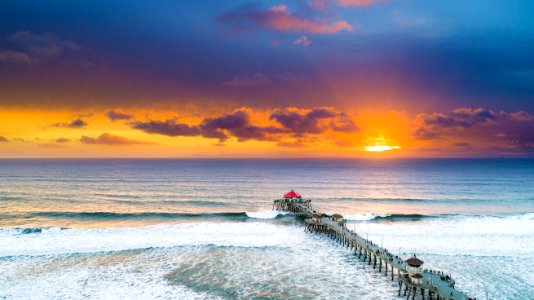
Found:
[342,213,534,222]
[245,210,287,219]
[0,222,306,257]
[342,213,445,221]
[331,197,429,202]
[1,210,292,221]
[1,211,249,221]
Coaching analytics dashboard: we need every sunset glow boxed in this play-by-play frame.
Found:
[1,1,533,158]
[364,145,400,152]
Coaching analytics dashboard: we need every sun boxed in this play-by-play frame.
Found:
[365,145,400,152]
[364,136,400,152]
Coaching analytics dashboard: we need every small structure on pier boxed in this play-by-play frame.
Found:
[311,213,322,222]
[406,255,424,285]
[331,214,343,222]
[273,190,312,211]
[331,213,346,227]
[283,190,302,203]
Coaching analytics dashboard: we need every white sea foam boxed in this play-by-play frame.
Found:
[0,222,304,257]
[245,210,286,219]
[0,221,398,300]
[349,213,534,257]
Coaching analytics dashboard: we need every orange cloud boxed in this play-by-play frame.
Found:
[38,143,69,148]
[80,133,153,145]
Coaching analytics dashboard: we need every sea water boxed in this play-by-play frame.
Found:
[0,159,533,299]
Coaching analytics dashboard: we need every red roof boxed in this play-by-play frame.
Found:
[284,190,301,198]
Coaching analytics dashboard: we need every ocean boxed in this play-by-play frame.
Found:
[0,158,533,299]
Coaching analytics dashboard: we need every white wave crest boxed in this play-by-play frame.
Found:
[0,222,305,257]
[246,210,286,219]
[343,213,391,221]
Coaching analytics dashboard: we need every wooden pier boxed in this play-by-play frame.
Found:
[273,198,474,300]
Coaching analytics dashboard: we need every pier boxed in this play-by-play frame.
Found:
[273,191,474,300]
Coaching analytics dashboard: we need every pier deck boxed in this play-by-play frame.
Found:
[273,199,473,300]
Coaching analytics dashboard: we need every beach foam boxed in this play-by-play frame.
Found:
[0,222,304,257]
[245,210,286,219]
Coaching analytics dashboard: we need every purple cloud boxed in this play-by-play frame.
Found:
[107,110,134,121]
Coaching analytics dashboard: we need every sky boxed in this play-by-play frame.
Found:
[1,0,534,158]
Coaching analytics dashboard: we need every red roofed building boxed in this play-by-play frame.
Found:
[284,190,301,198]
[283,190,302,203]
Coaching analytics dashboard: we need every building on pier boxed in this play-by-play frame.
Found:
[283,190,302,203]
[331,213,347,227]
[405,255,424,284]
[311,213,322,222]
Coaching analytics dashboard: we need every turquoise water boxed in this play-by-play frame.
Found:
[1,159,533,299]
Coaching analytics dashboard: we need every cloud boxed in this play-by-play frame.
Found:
[80,133,153,145]
[414,107,506,140]
[276,140,307,147]
[106,110,134,121]
[200,108,286,142]
[131,119,201,137]
[293,36,312,47]
[38,143,68,148]
[223,72,271,87]
[270,107,357,135]
[309,0,378,9]
[0,136,8,142]
[339,0,376,7]
[419,107,502,130]
[414,107,534,151]
[413,128,440,140]
[55,138,70,143]
[53,118,88,128]
[130,107,356,144]
[0,50,32,64]
[219,4,353,34]
[276,72,303,83]
[9,31,78,62]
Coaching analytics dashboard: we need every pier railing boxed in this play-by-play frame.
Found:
[273,199,474,300]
